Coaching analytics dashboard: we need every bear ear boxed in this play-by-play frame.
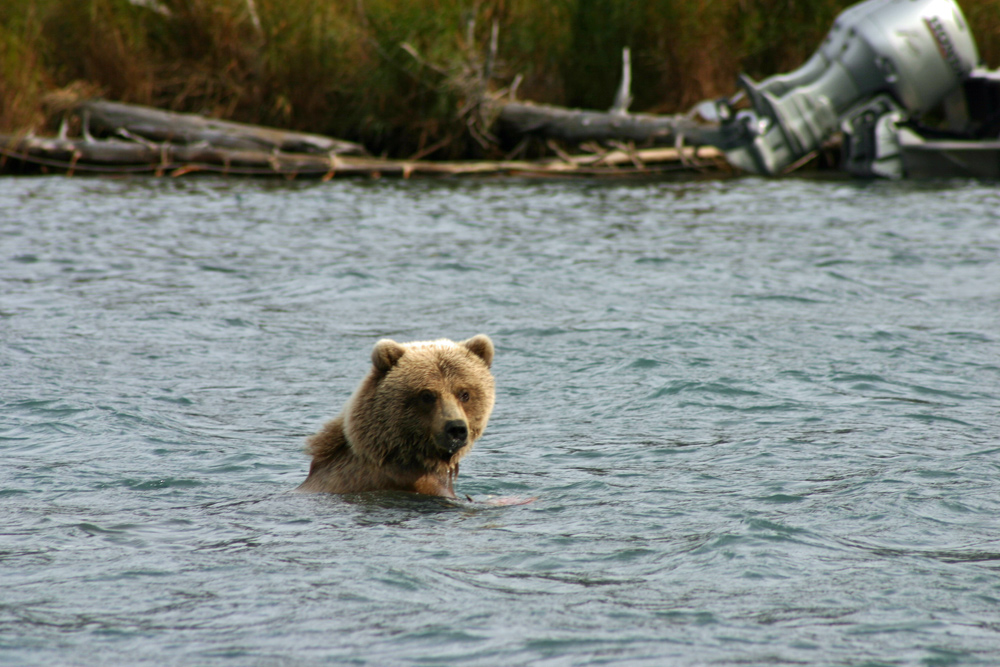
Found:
[462,334,494,368]
[372,339,406,373]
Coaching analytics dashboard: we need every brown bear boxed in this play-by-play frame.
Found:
[297,334,495,498]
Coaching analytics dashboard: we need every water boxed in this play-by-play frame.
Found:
[2,174,999,666]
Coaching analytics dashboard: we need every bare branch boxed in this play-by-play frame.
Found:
[610,47,632,115]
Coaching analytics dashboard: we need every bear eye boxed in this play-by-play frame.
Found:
[458,390,471,403]
[418,390,437,405]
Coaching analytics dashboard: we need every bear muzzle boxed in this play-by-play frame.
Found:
[438,419,470,457]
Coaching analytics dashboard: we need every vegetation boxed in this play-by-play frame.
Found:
[2,0,999,158]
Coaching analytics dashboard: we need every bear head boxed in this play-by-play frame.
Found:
[344,334,495,476]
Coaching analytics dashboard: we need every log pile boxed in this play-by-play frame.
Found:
[0,132,726,178]
[0,99,730,178]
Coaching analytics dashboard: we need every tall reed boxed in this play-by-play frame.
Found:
[0,2,50,132]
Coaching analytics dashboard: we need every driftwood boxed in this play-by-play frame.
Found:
[76,100,368,156]
[496,101,721,147]
[0,134,349,176]
[484,43,724,149]
[1,90,733,178]
[0,133,726,178]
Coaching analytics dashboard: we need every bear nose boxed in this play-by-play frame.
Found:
[444,420,469,451]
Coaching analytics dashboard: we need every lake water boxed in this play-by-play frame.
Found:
[2,174,1000,666]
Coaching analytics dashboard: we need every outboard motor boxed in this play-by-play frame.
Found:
[717,0,980,175]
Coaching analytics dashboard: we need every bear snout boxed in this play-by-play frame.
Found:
[442,419,469,454]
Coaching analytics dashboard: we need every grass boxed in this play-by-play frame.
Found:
[2,0,999,157]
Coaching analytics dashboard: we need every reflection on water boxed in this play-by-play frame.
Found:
[2,175,1000,665]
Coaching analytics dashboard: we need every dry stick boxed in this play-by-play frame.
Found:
[504,136,531,160]
[609,140,644,170]
[471,19,502,148]
[408,133,454,161]
[578,141,611,166]
[507,73,523,101]
[610,47,632,115]
[400,43,449,78]
[157,141,169,177]
[545,139,576,165]
[675,133,690,168]
[465,13,476,58]
[245,0,263,40]
[81,110,94,142]
[115,128,158,149]
[467,118,492,150]
[355,0,436,92]
[322,152,339,181]
[482,19,499,98]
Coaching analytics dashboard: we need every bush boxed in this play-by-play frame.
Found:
[2,0,998,157]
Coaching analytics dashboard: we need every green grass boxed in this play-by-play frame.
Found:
[2,0,999,156]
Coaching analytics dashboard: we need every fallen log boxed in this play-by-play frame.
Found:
[75,100,368,156]
[0,133,726,178]
[496,101,724,147]
[0,134,345,176]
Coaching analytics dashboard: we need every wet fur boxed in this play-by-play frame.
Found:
[297,335,495,498]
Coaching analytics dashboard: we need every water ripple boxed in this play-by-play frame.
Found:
[2,176,1000,665]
